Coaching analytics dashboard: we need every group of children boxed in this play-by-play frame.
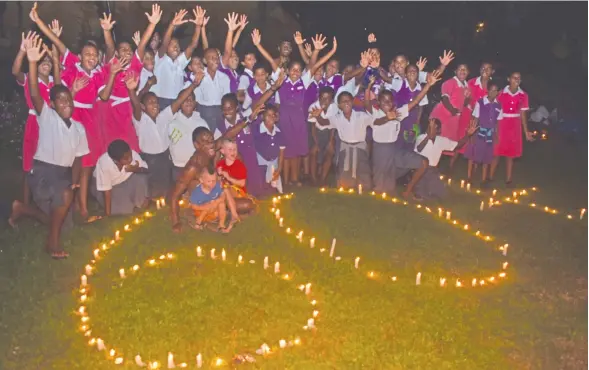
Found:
[6,3,534,257]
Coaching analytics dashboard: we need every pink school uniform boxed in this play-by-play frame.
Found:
[457,77,488,154]
[494,86,529,158]
[100,52,143,153]
[60,49,106,167]
[430,76,469,145]
[18,74,54,172]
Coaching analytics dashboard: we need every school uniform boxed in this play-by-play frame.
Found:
[304,78,323,115]
[385,71,428,92]
[457,76,489,154]
[394,81,428,151]
[271,68,313,158]
[213,114,264,197]
[195,69,231,132]
[60,49,106,168]
[91,150,148,215]
[18,74,54,172]
[371,105,425,193]
[430,76,469,147]
[307,101,339,164]
[495,86,529,158]
[168,111,209,180]
[238,69,254,91]
[138,67,155,92]
[218,60,240,93]
[464,97,500,165]
[153,52,190,108]
[242,82,280,117]
[132,107,173,198]
[414,134,457,199]
[323,73,344,95]
[253,122,286,194]
[328,110,372,189]
[28,103,89,228]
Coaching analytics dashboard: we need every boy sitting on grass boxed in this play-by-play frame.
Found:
[189,160,240,233]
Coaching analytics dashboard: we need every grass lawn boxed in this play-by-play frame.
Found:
[0,136,586,369]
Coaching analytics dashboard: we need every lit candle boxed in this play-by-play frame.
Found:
[196,354,202,368]
[196,246,202,257]
[156,199,161,209]
[581,209,586,220]
[132,265,139,271]
[115,230,120,241]
[307,318,315,328]
[286,227,291,234]
[115,357,123,365]
[391,276,397,281]
[221,249,226,261]
[81,275,87,286]
[274,262,280,274]
[438,208,443,218]
[238,255,243,264]
[460,180,465,188]
[167,352,175,368]
[149,362,160,369]
[447,178,452,185]
[305,283,311,295]
[310,237,315,248]
[135,355,147,366]
[502,262,508,270]
[264,256,269,270]
[85,265,92,275]
[354,257,360,269]
[124,224,130,231]
[97,338,105,351]
[279,218,284,227]
[466,183,471,191]
[93,249,100,258]
[480,201,484,211]
[279,339,287,348]
[492,189,497,196]
[275,209,280,219]
[119,268,125,278]
[358,184,363,194]
[416,272,421,285]
[439,278,446,287]
[161,198,166,207]
[134,218,140,224]
[472,278,477,287]
[446,211,451,220]
[210,248,216,259]
[297,231,303,241]
[456,280,462,287]
[313,310,319,317]
[502,244,509,256]
[329,239,336,257]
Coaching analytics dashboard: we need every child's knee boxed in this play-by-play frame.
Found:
[421,158,429,168]
[62,188,74,204]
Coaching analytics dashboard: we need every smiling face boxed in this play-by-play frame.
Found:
[149,32,161,51]
[508,72,522,90]
[80,45,99,72]
[228,50,240,70]
[117,41,133,61]
[326,60,339,78]
[318,91,334,110]
[480,63,493,79]
[114,150,133,167]
[167,38,180,60]
[143,50,155,72]
[378,91,395,113]
[220,140,238,162]
[394,55,409,76]
[455,64,469,81]
[221,98,238,122]
[38,55,53,78]
[313,66,324,82]
[204,49,220,72]
[199,169,217,192]
[288,62,303,82]
[405,65,419,84]
[188,56,204,73]
[180,93,197,116]
[487,84,499,101]
[278,41,292,57]
[51,90,74,120]
[142,93,160,120]
[254,67,268,86]
[263,107,279,129]
[337,93,353,115]
[242,53,256,70]
[194,130,215,157]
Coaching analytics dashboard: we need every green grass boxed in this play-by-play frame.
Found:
[0,137,586,369]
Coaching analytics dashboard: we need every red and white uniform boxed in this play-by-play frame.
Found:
[430,76,469,150]
[18,74,54,171]
[99,51,143,153]
[61,49,106,167]
[456,76,488,154]
[495,86,529,158]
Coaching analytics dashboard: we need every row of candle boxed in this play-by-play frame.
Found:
[81,200,316,368]
[272,189,510,288]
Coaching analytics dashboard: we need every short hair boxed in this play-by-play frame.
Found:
[404,64,419,74]
[221,138,236,147]
[116,40,133,50]
[318,86,335,99]
[378,89,393,100]
[487,80,500,91]
[264,103,279,114]
[221,93,238,107]
[288,60,303,71]
[243,50,256,59]
[49,85,71,102]
[337,91,353,104]
[141,91,157,105]
[204,48,217,58]
[192,126,211,142]
[107,139,131,161]
[81,40,100,54]
[144,48,155,57]
[252,62,268,74]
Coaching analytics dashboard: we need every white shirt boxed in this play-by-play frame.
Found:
[308,101,339,130]
[34,103,90,167]
[530,105,549,123]
[329,110,372,143]
[370,104,409,143]
[405,80,429,106]
[336,78,359,100]
[132,106,174,154]
[153,53,189,99]
[213,116,251,140]
[271,68,313,91]
[472,96,500,118]
[415,134,457,167]
[385,71,428,92]
[259,123,286,149]
[168,111,208,167]
[194,69,231,106]
[242,82,281,112]
[93,150,147,191]
[238,69,253,90]
[138,68,155,93]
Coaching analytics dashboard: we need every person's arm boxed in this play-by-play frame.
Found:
[170,159,200,230]
[29,3,67,55]
[275,148,285,180]
[309,36,337,76]
[137,4,162,60]
[201,16,210,50]
[104,190,112,216]
[159,9,188,57]
[71,156,82,187]
[222,12,239,67]
[220,169,246,188]
[344,50,370,83]
[138,75,157,100]
[12,32,34,85]
[125,75,143,121]
[251,29,278,72]
[454,119,479,150]
[26,38,46,115]
[99,13,116,62]
[232,14,248,48]
[430,50,455,79]
[184,6,205,60]
[415,135,430,153]
[407,70,441,112]
[294,32,310,65]
[364,76,376,113]
[170,71,204,114]
[99,58,127,101]
[250,69,286,113]
[310,109,331,127]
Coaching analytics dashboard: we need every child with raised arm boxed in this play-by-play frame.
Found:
[13,30,60,205]
[253,105,286,194]
[154,6,204,109]
[242,63,280,117]
[126,70,205,200]
[92,140,149,216]
[464,81,501,186]
[25,39,89,259]
[218,13,250,94]
[365,71,441,199]
[490,72,534,187]
[195,47,231,132]
[394,65,429,151]
[189,162,240,233]
[254,30,337,186]
[414,118,478,200]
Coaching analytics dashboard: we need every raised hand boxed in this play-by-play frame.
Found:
[192,70,205,86]
[72,75,90,96]
[272,69,286,88]
[310,107,323,118]
[249,104,266,121]
[466,118,479,136]
[439,50,455,66]
[416,57,427,71]
[360,50,370,68]
[172,9,188,27]
[48,19,63,38]
[25,37,46,62]
[203,15,210,27]
[29,2,40,23]
[331,36,338,51]
[132,31,141,46]
[100,13,116,31]
[124,74,139,90]
[426,70,442,86]
[386,110,399,121]
[224,12,239,31]
[368,33,377,43]
[312,34,327,50]
[303,43,312,57]
[192,6,206,26]
[20,31,37,52]
[145,3,162,24]
[110,56,129,76]
[238,14,248,29]
[251,29,261,46]
[147,75,157,87]
[293,31,305,45]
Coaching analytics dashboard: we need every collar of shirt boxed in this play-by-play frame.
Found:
[75,62,101,77]
[142,67,154,77]
[405,79,422,92]
[474,76,492,87]
[453,76,468,88]
[286,77,301,85]
[243,68,253,78]
[253,82,271,94]
[502,85,524,96]
[260,123,280,136]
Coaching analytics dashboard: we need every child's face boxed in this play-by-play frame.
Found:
[318,92,333,110]
[369,49,380,68]
[199,171,217,191]
[229,50,240,70]
[342,65,354,79]
[222,99,238,121]
[480,63,493,79]
[279,41,292,57]
[143,51,155,72]
[288,62,303,81]
[325,60,339,78]
[455,64,469,81]
[189,56,203,73]
[221,142,238,161]
[194,131,215,157]
[427,120,441,137]
[180,94,197,116]
[51,90,74,120]
[406,65,418,83]
[204,50,220,71]
[80,45,99,72]
[254,68,268,85]
[167,38,180,60]
[115,150,133,166]
[263,108,279,127]
[338,94,353,115]
[117,42,133,62]
[378,93,395,113]
[142,94,160,118]
[487,85,499,100]
[150,32,161,51]
[242,53,256,70]
[38,55,53,77]
[508,73,521,89]
[313,67,324,82]
[394,56,409,76]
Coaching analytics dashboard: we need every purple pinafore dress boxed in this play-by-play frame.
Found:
[278,78,309,158]
[464,97,500,165]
